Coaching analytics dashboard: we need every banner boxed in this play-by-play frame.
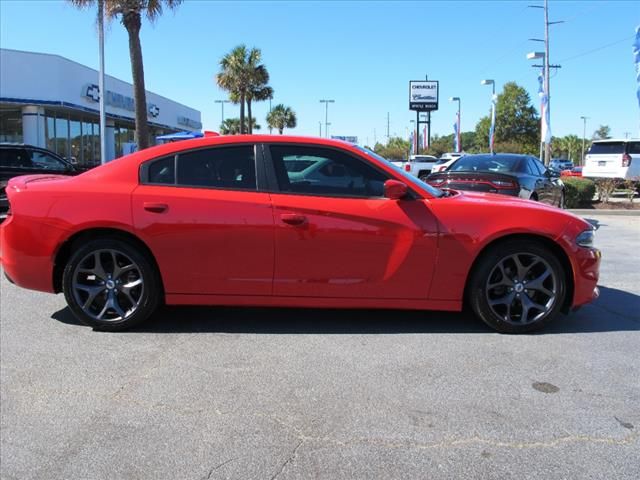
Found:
[489,94,497,153]
[423,126,428,150]
[634,26,640,109]
[538,71,551,144]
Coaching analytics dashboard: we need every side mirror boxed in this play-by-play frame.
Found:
[384,179,408,200]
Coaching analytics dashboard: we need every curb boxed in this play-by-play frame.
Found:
[569,209,640,216]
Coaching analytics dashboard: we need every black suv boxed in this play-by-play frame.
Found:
[0,144,80,218]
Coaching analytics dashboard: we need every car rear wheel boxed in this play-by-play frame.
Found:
[62,238,160,331]
[468,240,566,333]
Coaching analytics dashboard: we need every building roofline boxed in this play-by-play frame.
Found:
[0,48,200,113]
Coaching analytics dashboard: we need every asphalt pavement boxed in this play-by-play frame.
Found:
[1,214,639,479]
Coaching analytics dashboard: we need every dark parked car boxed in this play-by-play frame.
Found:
[0,144,80,218]
[550,158,573,172]
[426,153,565,208]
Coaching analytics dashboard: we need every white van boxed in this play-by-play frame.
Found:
[582,139,640,180]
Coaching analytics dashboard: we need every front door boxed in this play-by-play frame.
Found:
[132,144,274,296]
[266,144,439,299]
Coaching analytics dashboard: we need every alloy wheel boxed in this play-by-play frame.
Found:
[71,249,144,322]
[485,252,557,325]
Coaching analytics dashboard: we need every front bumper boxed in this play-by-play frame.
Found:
[571,247,601,308]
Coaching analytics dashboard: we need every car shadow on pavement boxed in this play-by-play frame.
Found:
[51,285,639,335]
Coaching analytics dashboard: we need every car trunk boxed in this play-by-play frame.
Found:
[585,142,626,176]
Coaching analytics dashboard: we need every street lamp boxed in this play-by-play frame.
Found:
[449,97,461,153]
[580,116,589,165]
[214,100,230,127]
[481,80,496,154]
[319,99,335,138]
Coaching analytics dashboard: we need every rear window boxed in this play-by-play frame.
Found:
[588,142,625,155]
[450,155,523,173]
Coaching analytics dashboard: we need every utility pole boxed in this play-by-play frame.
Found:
[98,0,106,164]
[580,116,588,165]
[528,1,563,165]
[269,98,273,134]
[319,99,335,138]
[319,121,322,137]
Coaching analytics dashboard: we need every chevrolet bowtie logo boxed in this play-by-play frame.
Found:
[85,84,100,102]
[148,104,160,117]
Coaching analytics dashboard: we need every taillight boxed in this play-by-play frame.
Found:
[490,179,517,189]
[622,153,632,167]
[404,164,411,172]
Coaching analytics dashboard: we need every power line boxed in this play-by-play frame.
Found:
[558,35,634,63]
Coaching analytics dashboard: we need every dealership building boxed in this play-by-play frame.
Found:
[0,48,202,165]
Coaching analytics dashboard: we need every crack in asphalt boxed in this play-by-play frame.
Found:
[200,457,236,480]
[270,440,304,480]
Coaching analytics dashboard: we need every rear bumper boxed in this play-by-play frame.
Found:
[0,214,58,293]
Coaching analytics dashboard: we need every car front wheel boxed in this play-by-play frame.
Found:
[468,240,566,333]
[62,238,160,331]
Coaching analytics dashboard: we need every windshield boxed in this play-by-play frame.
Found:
[354,146,445,198]
[450,155,522,173]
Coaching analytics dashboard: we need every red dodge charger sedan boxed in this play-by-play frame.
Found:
[0,135,600,333]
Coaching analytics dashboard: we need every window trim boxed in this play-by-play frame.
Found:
[139,143,260,192]
[260,142,419,200]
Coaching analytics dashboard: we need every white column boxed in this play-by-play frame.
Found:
[21,106,46,147]
[105,119,116,162]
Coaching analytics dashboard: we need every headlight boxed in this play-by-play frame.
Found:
[576,229,595,248]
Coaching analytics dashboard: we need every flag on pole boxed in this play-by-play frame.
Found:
[538,71,552,144]
[633,25,640,109]
[423,126,428,150]
[453,118,459,153]
[409,130,416,155]
[489,94,497,153]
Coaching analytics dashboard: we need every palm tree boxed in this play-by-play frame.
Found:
[266,104,297,134]
[246,67,273,135]
[216,45,270,134]
[220,117,260,135]
[69,0,182,150]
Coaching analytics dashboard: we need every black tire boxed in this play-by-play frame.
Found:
[62,238,160,331]
[467,239,566,334]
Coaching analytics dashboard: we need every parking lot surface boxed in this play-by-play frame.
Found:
[1,214,639,479]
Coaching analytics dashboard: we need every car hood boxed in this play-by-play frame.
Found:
[433,189,590,229]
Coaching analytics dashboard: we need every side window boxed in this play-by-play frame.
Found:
[177,146,256,190]
[0,148,31,168]
[270,145,388,197]
[31,151,68,171]
[147,156,175,184]
[628,142,640,154]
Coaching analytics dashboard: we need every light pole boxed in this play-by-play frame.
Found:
[449,96,461,152]
[481,79,496,154]
[98,0,106,163]
[214,100,230,127]
[269,98,273,134]
[319,99,335,138]
[319,121,322,137]
[581,116,589,165]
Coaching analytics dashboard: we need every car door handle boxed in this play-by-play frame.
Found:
[280,213,307,226]
[143,202,168,213]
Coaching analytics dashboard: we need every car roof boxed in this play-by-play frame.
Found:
[591,138,638,143]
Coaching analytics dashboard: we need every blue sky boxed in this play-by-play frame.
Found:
[1,0,638,144]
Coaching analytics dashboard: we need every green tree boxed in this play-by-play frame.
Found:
[553,134,582,163]
[266,104,297,134]
[474,82,540,154]
[219,117,260,135]
[216,45,270,134]
[69,0,183,151]
[374,137,410,160]
[592,125,611,140]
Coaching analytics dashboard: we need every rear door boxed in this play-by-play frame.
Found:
[584,141,626,177]
[132,144,275,296]
[266,143,439,300]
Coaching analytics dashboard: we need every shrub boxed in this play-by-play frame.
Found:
[593,178,618,203]
[563,178,596,208]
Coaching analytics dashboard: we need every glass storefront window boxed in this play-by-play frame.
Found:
[82,120,94,166]
[0,109,23,143]
[55,115,69,160]
[45,115,56,153]
[69,119,82,165]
